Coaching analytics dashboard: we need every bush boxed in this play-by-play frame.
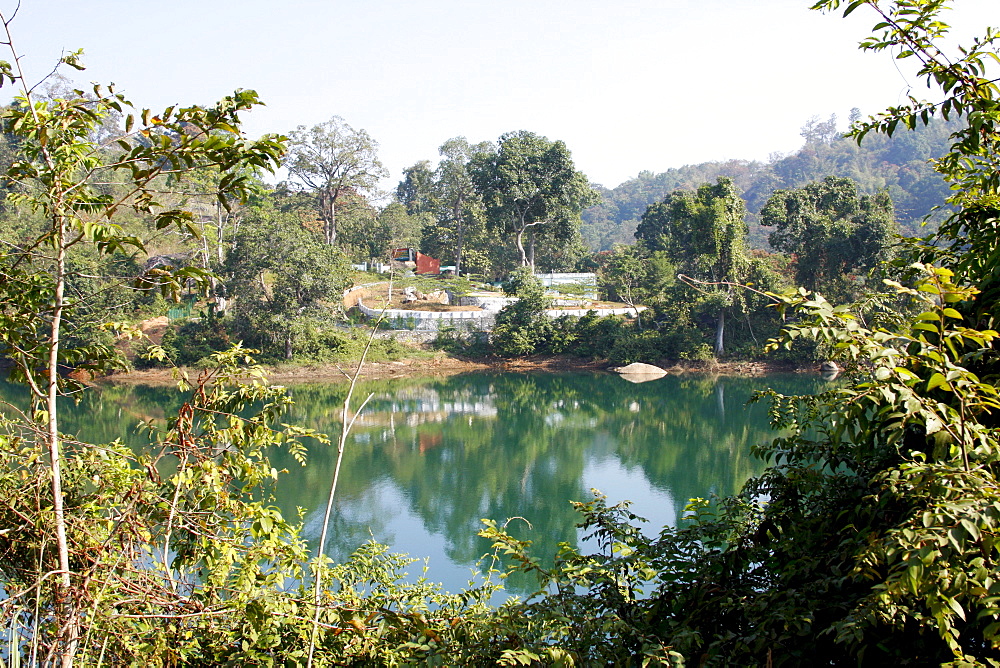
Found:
[572,313,627,359]
[606,329,667,365]
[545,316,580,354]
[490,323,541,357]
[154,314,232,367]
[490,268,552,357]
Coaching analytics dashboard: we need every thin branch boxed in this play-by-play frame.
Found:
[306,279,391,668]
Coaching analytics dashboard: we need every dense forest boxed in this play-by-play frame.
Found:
[2,0,1000,665]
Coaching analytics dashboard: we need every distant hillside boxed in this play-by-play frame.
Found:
[581,115,959,250]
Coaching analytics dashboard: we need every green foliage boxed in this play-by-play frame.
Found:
[490,268,552,357]
[478,497,685,666]
[155,312,232,367]
[472,130,598,269]
[761,175,897,300]
[284,115,387,246]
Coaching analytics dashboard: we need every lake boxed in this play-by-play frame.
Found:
[0,370,827,596]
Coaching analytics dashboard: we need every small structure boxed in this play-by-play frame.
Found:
[391,248,440,275]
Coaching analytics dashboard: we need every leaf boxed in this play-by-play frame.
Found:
[961,519,981,541]
[946,596,967,621]
[927,373,950,391]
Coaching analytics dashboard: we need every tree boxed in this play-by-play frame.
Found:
[636,177,751,355]
[760,175,896,298]
[598,244,674,328]
[434,137,493,275]
[225,201,351,359]
[0,24,284,664]
[799,113,841,145]
[396,159,437,215]
[285,115,387,245]
[471,131,597,269]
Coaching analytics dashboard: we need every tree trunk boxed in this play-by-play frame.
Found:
[454,200,464,276]
[200,226,212,269]
[285,330,293,360]
[516,219,546,268]
[49,214,78,667]
[515,225,529,267]
[321,192,337,245]
[216,200,227,265]
[714,307,726,357]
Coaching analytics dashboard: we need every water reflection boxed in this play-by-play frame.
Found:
[0,370,825,595]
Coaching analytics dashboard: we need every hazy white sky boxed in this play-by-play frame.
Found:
[5,0,998,189]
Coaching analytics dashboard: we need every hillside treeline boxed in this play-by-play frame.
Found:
[583,111,958,250]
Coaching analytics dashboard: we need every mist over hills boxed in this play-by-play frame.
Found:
[581,114,958,251]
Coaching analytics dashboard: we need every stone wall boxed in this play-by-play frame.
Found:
[344,284,645,332]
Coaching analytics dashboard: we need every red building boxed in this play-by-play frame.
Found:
[391,248,441,275]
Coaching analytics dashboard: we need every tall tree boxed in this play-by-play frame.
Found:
[285,116,387,245]
[434,137,493,275]
[471,131,597,269]
[636,177,751,355]
[760,175,896,298]
[396,160,437,216]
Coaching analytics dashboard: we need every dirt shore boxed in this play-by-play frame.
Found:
[97,353,809,386]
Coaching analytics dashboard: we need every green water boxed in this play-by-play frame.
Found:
[0,370,827,596]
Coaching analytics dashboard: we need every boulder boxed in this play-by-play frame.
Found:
[820,360,841,380]
[611,362,668,383]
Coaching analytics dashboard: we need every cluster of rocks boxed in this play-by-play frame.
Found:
[402,287,449,304]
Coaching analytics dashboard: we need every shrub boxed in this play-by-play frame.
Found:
[155,314,232,367]
[606,329,666,366]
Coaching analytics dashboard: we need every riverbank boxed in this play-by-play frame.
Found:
[98,353,811,386]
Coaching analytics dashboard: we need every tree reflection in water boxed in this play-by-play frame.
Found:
[0,371,826,596]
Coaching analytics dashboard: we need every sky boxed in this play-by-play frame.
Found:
[4,0,998,191]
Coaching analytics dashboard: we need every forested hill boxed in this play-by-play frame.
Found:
[582,113,960,250]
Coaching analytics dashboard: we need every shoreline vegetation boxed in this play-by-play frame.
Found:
[97,352,815,386]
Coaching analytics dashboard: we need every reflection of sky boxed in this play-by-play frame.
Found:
[581,433,675,539]
[302,478,504,598]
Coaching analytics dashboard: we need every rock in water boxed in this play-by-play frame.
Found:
[611,362,667,382]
